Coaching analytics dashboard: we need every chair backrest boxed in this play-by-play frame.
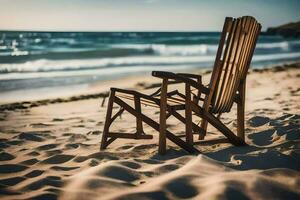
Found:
[208,16,261,114]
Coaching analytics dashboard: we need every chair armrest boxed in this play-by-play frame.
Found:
[176,73,202,80]
[152,71,202,90]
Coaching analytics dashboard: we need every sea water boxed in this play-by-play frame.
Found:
[0,31,300,102]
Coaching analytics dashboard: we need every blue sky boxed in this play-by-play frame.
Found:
[0,0,299,31]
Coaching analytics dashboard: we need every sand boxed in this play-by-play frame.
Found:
[0,63,299,200]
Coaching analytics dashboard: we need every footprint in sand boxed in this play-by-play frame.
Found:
[45,149,63,157]
[17,132,54,142]
[0,176,26,186]
[25,170,45,178]
[248,116,270,127]
[118,161,141,169]
[0,164,28,173]
[96,164,141,182]
[26,151,40,156]
[36,143,59,151]
[64,143,79,149]
[20,158,40,166]
[52,118,64,122]
[41,154,75,164]
[29,123,53,128]
[51,166,80,171]
[0,152,15,161]
[164,176,199,199]
[24,176,62,190]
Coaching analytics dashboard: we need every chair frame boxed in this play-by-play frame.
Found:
[100,16,261,154]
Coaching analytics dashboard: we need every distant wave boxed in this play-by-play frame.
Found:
[1,52,300,74]
[112,44,218,56]
[2,40,300,64]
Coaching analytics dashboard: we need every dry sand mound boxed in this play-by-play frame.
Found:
[61,155,300,200]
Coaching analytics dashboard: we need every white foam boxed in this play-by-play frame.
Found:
[253,52,300,62]
[256,42,289,50]
[0,55,216,73]
[112,44,218,56]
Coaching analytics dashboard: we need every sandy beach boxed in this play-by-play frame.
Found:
[0,62,299,200]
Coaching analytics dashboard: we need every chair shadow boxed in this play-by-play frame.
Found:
[204,113,300,171]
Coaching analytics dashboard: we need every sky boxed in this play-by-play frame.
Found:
[0,0,299,32]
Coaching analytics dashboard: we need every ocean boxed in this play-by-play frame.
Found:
[1,31,300,103]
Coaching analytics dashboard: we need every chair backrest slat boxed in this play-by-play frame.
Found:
[214,18,241,112]
[220,18,245,112]
[208,16,261,114]
[226,18,261,111]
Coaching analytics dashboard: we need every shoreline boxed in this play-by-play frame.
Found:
[0,62,299,112]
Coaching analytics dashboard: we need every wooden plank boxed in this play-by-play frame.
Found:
[100,90,115,150]
[220,17,244,113]
[107,132,153,139]
[237,79,246,140]
[213,18,238,113]
[113,96,200,153]
[223,16,250,112]
[201,17,233,138]
[113,88,160,104]
[228,18,260,110]
[134,96,143,137]
[227,16,256,110]
[159,78,168,154]
[241,23,262,80]
[117,94,159,107]
[185,83,193,145]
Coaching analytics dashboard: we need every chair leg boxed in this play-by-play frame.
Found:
[185,83,193,145]
[159,79,168,155]
[199,119,208,140]
[190,102,245,146]
[134,96,144,138]
[199,96,209,140]
[100,90,115,150]
[237,80,246,141]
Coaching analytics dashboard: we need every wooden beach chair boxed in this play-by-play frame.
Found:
[100,16,261,154]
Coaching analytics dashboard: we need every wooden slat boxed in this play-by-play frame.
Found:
[159,79,168,154]
[228,18,261,110]
[100,90,115,150]
[220,17,244,112]
[116,94,159,108]
[185,83,193,145]
[237,79,246,140]
[212,18,237,113]
[107,132,153,139]
[216,18,242,113]
[200,17,233,136]
[134,96,143,137]
[242,23,262,80]
[225,17,257,111]
[210,16,261,113]
[222,16,251,112]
